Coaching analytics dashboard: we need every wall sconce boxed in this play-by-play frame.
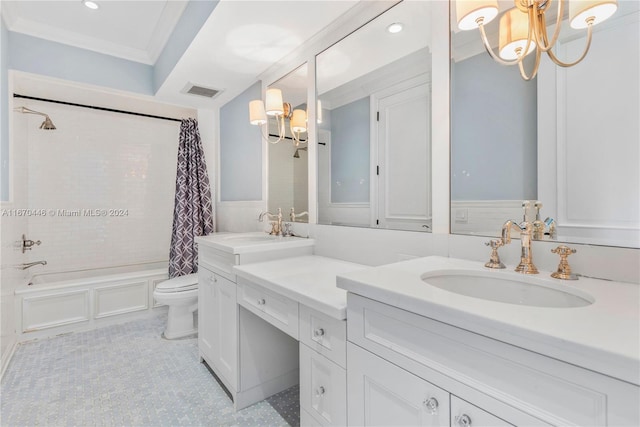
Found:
[249,88,307,145]
[455,0,618,80]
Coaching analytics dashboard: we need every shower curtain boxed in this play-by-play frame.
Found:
[168,118,214,278]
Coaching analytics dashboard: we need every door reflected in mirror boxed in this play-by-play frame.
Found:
[450,0,639,248]
[316,1,433,232]
[267,63,309,223]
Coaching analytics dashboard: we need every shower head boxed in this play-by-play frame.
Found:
[15,106,57,130]
[293,147,307,158]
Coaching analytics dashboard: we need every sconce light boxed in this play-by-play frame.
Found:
[249,88,307,145]
[455,0,617,80]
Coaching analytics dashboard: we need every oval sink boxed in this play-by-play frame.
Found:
[421,270,594,308]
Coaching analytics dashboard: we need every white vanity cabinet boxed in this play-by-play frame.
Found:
[345,293,639,426]
[232,255,365,424]
[195,233,316,410]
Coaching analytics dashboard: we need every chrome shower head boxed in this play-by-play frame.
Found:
[15,106,57,130]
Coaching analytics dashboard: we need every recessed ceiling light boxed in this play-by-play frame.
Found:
[387,23,404,34]
[83,0,99,10]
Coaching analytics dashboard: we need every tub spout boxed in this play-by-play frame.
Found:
[18,261,47,270]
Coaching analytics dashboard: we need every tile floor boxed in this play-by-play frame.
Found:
[1,311,299,427]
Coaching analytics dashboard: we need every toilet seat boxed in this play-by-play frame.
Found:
[155,273,198,293]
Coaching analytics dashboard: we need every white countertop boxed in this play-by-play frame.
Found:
[195,232,315,254]
[337,256,640,385]
[234,255,367,320]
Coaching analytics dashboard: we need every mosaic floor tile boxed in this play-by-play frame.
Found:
[1,311,300,427]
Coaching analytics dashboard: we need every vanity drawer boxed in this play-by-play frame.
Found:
[299,305,346,368]
[237,277,299,339]
[300,343,346,427]
[451,395,512,427]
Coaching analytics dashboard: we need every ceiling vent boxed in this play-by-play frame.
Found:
[181,83,222,99]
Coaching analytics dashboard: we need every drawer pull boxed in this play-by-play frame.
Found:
[315,386,325,397]
[313,328,325,338]
[423,397,439,415]
[455,414,472,427]
[257,298,266,306]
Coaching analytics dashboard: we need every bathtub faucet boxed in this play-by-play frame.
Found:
[18,260,47,270]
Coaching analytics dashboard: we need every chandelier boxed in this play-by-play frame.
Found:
[455,0,618,80]
[249,88,307,145]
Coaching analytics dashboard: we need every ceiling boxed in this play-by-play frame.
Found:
[1,0,188,65]
[2,0,359,109]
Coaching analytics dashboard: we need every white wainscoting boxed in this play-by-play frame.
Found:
[14,269,168,341]
[450,200,525,237]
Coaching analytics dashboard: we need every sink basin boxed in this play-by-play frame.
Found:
[421,270,594,308]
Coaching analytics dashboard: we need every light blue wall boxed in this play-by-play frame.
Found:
[8,32,154,95]
[219,81,262,201]
[451,53,537,200]
[1,16,8,201]
[153,0,219,92]
[330,97,370,203]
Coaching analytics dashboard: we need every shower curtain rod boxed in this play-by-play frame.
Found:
[13,94,183,123]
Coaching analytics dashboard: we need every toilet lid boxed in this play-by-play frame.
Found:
[155,273,198,293]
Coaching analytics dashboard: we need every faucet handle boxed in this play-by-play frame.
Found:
[484,239,506,269]
[521,200,531,222]
[551,245,578,280]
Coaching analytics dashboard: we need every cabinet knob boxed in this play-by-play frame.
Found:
[313,328,325,338]
[207,276,215,284]
[455,414,472,427]
[257,298,266,306]
[423,397,439,415]
[315,386,325,397]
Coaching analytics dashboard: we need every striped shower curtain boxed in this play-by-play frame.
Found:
[168,118,214,278]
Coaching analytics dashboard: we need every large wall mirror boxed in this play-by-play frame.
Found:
[450,0,639,248]
[267,63,309,223]
[316,1,433,232]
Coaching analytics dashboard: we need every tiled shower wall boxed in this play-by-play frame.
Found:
[18,101,181,273]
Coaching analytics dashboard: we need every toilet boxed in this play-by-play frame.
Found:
[153,273,198,339]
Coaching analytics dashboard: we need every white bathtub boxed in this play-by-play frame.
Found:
[15,262,169,341]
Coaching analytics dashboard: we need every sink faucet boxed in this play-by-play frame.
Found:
[258,207,283,236]
[18,260,47,270]
[500,201,539,274]
[289,207,309,222]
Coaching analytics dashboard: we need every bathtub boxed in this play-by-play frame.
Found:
[15,262,169,341]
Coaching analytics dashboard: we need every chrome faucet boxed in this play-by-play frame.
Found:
[18,260,47,270]
[258,207,283,236]
[500,201,539,274]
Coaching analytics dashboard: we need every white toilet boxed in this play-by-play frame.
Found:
[153,273,198,339]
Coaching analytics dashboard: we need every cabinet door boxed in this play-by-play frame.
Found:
[348,343,449,426]
[300,343,346,426]
[215,274,238,390]
[197,267,217,363]
[450,395,513,427]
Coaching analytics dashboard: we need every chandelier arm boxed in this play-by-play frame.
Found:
[478,23,524,66]
[517,43,543,81]
[546,24,594,67]
[534,0,566,52]
[259,121,284,144]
